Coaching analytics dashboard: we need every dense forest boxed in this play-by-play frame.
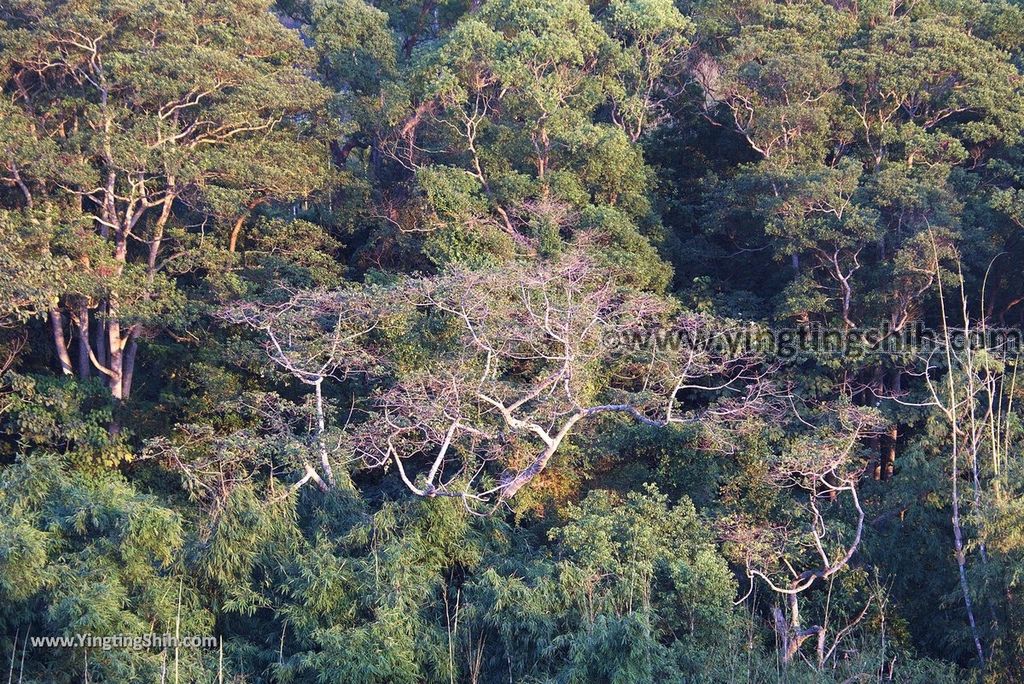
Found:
[3,0,1024,681]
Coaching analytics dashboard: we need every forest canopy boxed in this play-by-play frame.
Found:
[2,0,1024,681]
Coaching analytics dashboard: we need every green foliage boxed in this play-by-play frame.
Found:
[2,374,130,469]
[0,454,214,683]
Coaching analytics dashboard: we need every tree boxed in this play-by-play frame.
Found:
[0,0,331,399]
[228,248,775,504]
[719,401,886,666]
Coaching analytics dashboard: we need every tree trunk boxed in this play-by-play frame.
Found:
[228,213,246,253]
[869,366,885,479]
[882,425,897,480]
[107,308,124,399]
[870,434,881,480]
[119,188,175,399]
[313,378,336,487]
[107,229,127,399]
[75,304,90,379]
[94,302,108,372]
[773,595,820,665]
[122,335,138,399]
[228,197,257,253]
[48,308,73,376]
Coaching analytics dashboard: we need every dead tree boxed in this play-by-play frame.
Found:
[721,403,887,666]
[219,286,382,491]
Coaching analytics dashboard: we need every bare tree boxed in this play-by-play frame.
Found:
[225,250,775,505]
[905,244,1016,668]
[219,286,382,490]
[346,251,773,504]
[721,402,886,666]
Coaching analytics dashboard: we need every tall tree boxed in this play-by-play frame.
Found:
[0,0,332,399]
